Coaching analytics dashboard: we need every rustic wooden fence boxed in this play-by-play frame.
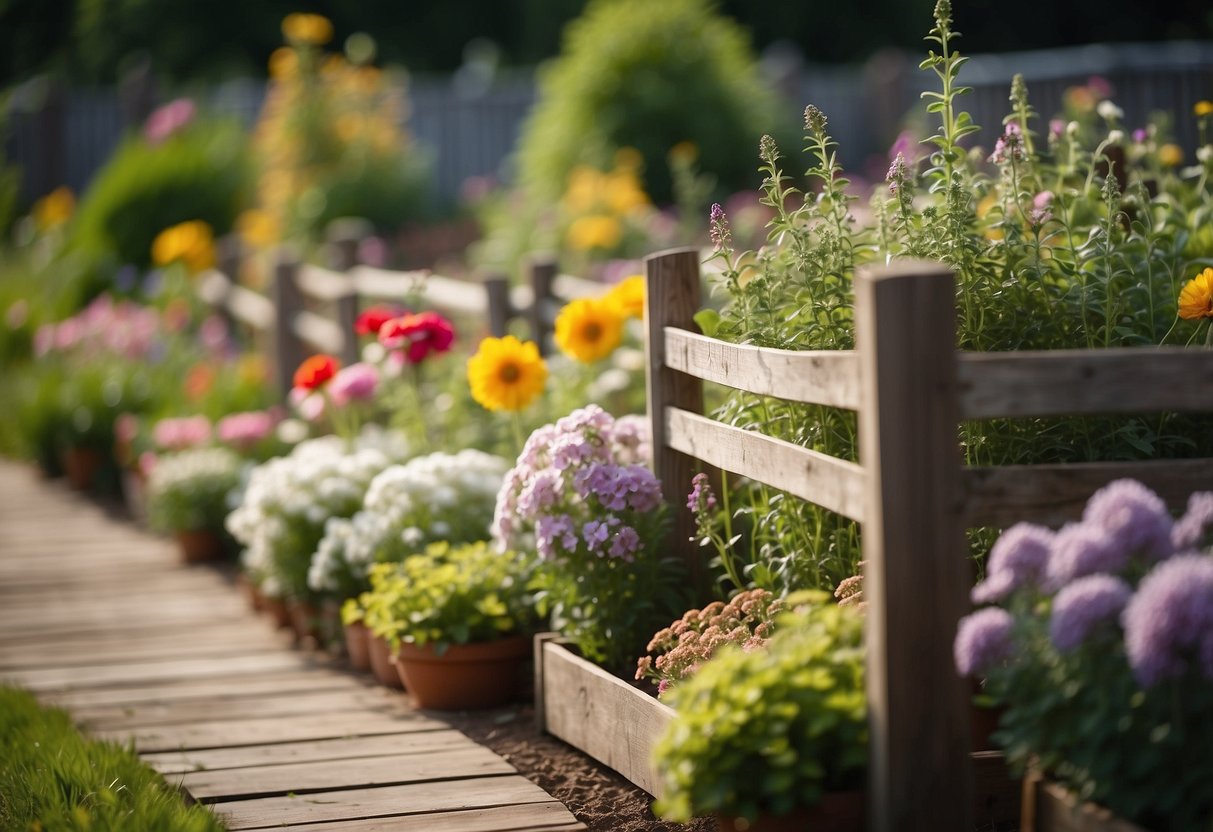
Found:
[536,247,1213,830]
[194,232,601,394]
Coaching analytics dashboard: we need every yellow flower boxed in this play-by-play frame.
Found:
[467,336,548,412]
[32,186,74,230]
[268,47,297,79]
[151,220,215,273]
[668,141,699,165]
[1195,101,1213,118]
[605,170,649,215]
[1178,268,1213,320]
[605,275,645,320]
[554,298,624,363]
[566,215,622,251]
[1159,143,1184,168]
[282,13,333,46]
[236,210,279,249]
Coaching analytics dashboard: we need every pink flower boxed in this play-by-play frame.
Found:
[217,410,277,450]
[152,415,212,451]
[289,387,326,422]
[144,98,196,145]
[378,312,455,364]
[327,362,380,406]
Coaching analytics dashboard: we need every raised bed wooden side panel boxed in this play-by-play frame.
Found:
[1021,773,1149,832]
[535,638,673,798]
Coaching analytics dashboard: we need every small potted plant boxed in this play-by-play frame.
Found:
[363,540,541,709]
[145,446,245,563]
[955,479,1213,830]
[651,592,867,831]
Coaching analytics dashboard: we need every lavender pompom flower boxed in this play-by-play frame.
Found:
[1082,479,1174,562]
[1045,522,1127,589]
[1171,491,1213,551]
[709,203,731,251]
[972,522,1054,603]
[954,607,1015,676]
[1049,574,1132,652]
[687,472,717,514]
[1121,554,1213,686]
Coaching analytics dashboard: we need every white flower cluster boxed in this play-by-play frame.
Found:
[308,449,509,595]
[145,446,245,533]
[227,427,410,597]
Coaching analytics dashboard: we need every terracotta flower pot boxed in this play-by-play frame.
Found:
[716,790,865,832]
[174,529,225,564]
[61,446,104,491]
[367,633,405,690]
[263,596,293,630]
[344,621,371,672]
[393,634,530,710]
[288,600,322,643]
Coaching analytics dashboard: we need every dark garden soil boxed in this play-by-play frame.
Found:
[441,703,715,832]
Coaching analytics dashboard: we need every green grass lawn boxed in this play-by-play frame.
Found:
[0,686,225,831]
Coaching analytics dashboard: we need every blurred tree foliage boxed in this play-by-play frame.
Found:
[1,0,1210,87]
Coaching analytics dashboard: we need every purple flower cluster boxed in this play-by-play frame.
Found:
[686,472,717,514]
[1171,491,1213,551]
[954,607,1014,676]
[988,122,1025,165]
[971,522,1053,603]
[1081,479,1173,562]
[1049,575,1131,652]
[1122,554,1213,686]
[493,405,662,564]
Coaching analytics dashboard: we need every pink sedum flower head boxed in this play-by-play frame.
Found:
[327,362,380,407]
[152,415,212,452]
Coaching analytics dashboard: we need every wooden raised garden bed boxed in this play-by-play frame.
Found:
[1021,772,1149,832]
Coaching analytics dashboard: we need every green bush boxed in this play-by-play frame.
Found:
[0,686,225,831]
[514,0,793,206]
[69,116,251,276]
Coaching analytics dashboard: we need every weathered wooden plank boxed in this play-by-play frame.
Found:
[99,709,444,753]
[1022,773,1148,832]
[75,687,411,730]
[0,630,286,670]
[961,457,1213,529]
[295,262,354,301]
[664,327,861,409]
[539,640,673,798]
[178,747,515,802]
[44,668,364,710]
[665,407,866,523]
[271,802,586,832]
[0,612,260,645]
[144,729,470,775]
[5,650,329,692]
[215,776,554,829]
[0,599,248,636]
[958,348,1213,419]
[856,260,972,831]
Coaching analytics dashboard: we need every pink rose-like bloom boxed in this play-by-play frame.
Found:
[217,410,277,450]
[378,312,455,364]
[152,415,212,451]
[144,98,196,145]
[289,387,326,423]
[327,362,380,406]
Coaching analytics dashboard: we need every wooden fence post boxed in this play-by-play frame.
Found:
[327,227,362,367]
[271,248,306,397]
[645,247,709,597]
[528,255,557,355]
[855,260,973,831]
[483,272,512,337]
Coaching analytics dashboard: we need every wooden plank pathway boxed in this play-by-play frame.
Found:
[0,459,586,832]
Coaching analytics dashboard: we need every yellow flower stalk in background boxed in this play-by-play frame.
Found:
[282,13,333,46]
[1178,267,1213,320]
[1158,144,1184,168]
[554,297,624,363]
[566,215,622,251]
[32,186,75,231]
[605,275,645,320]
[151,220,216,273]
[467,336,548,412]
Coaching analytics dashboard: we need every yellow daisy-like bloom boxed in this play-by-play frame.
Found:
[1194,101,1213,118]
[467,336,548,412]
[236,209,279,249]
[1178,268,1213,320]
[32,186,75,231]
[282,13,333,46]
[1158,143,1184,168]
[554,298,624,363]
[566,214,622,251]
[151,220,215,273]
[605,275,645,320]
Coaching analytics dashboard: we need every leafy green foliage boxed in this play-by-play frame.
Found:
[652,593,867,822]
[69,116,251,275]
[0,686,225,832]
[514,0,794,206]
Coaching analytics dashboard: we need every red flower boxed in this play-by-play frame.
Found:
[378,312,455,364]
[355,305,405,337]
[293,354,340,391]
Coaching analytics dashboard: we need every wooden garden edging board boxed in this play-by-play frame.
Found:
[534,247,1213,831]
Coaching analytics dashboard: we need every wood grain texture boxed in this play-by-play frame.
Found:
[1022,773,1149,832]
[529,256,557,355]
[856,260,973,832]
[958,348,1213,419]
[43,669,364,710]
[962,457,1213,528]
[271,249,307,394]
[663,328,861,408]
[664,407,866,523]
[539,640,674,798]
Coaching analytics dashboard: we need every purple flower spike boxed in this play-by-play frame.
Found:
[1082,479,1174,562]
[1049,574,1131,652]
[954,607,1015,677]
[1122,554,1213,686]
[1172,491,1213,551]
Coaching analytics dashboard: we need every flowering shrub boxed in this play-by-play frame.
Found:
[954,479,1213,829]
[652,592,866,823]
[145,447,244,537]
[226,427,409,601]
[493,404,682,670]
[635,588,781,697]
[309,448,509,600]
